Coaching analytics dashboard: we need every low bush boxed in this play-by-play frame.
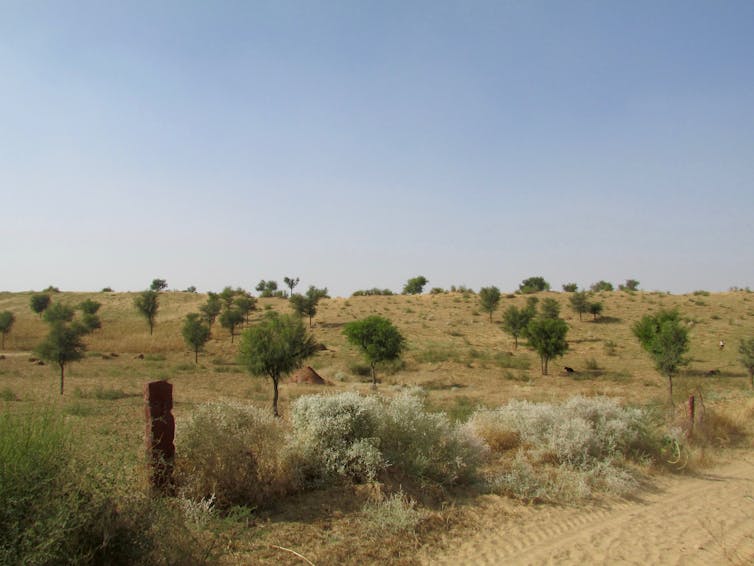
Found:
[175,402,295,509]
[361,491,427,537]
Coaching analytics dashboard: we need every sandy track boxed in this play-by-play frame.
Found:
[423,457,754,565]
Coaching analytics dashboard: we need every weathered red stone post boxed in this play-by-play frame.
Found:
[144,380,175,492]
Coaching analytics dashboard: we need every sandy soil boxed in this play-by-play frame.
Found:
[422,456,754,566]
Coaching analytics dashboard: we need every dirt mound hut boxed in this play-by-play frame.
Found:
[288,366,329,385]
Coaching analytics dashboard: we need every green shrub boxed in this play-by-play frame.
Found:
[176,402,294,510]
[361,492,427,537]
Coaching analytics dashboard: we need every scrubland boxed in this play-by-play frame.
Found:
[1,288,753,564]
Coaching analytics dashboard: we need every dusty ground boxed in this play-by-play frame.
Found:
[422,454,754,566]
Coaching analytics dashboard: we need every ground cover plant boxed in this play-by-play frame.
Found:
[1,288,753,564]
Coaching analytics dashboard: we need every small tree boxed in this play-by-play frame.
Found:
[518,276,550,294]
[0,311,15,349]
[185,286,197,293]
[77,299,101,315]
[220,308,244,343]
[501,305,533,349]
[283,276,300,298]
[527,317,569,375]
[343,315,405,387]
[632,309,689,403]
[80,312,101,332]
[540,298,561,320]
[43,303,75,324]
[619,279,640,292]
[290,286,328,327]
[569,291,589,321]
[478,286,501,322]
[238,312,317,416]
[182,313,211,363]
[255,280,279,298]
[562,282,578,292]
[403,276,428,295]
[200,293,222,334]
[35,321,88,395]
[134,290,159,335]
[590,280,614,292]
[588,301,604,320]
[30,294,51,318]
[234,294,257,325]
[738,338,754,389]
[150,278,168,292]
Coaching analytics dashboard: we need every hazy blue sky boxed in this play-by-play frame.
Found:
[2,1,753,297]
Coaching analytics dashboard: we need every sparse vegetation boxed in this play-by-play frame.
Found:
[134,290,159,335]
[343,316,405,387]
[518,276,550,294]
[403,275,428,295]
[478,286,501,322]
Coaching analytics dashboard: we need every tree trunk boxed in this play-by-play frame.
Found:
[59,363,65,395]
[371,363,377,389]
[543,357,548,375]
[489,312,492,323]
[230,329,235,343]
[272,375,280,417]
[309,315,313,328]
[195,349,199,364]
[149,321,154,336]
[1,333,4,348]
[514,336,518,350]
[668,375,674,405]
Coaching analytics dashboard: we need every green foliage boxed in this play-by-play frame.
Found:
[352,288,394,296]
[200,293,222,332]
[588,301,604,320]
[238,312,317,416]
[569,291,590,321]
[430,287,446,295]
[632,309,690,401]
[77,299,100,315]
[738,337,754,388]
[343,316,406,386]
[43,285,60,293]
[185,285,197,293]
[101,287,113,292]
[619,279,640,291]
[219,308,244,343]
[182,313,211,363]
[526,317,569,375]
[518,276,550,294]
[590,280,614,292]
[149,278,168,292]
[35,321,88,394]
[540,297,561,320]
[283,276,299,296]
[500,305,533,349]
[478,286,501,321]
[30,293,51,317]
[402,275,428,295]
[133,290,159,335]
[43,302,75,323]
[0,311,15,348]
[233,294,257,324]
[80,312,101,332]
[255,279,280,298]
[562,282,578,292]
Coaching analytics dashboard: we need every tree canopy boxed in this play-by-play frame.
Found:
[134,290,159,335]
[182,313,211,363]
[30,294,51,318]
[518,276,550,294]
[478,286,501,322]
[343,315,405,387]
[739,338,754,389]
[150,278,168,292]
[501,305,533,349]
[526,317,569,375]
[403,276,428,295]
[0,311,15,349]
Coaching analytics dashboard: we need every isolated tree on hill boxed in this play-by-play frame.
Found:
[30,294,51,318]
[590,280,614,292]
[238,312,317,417]
[0,311,15,349]
[234,294,257,325]
[588,301,604,320]
[633,309,689,403]
[540,298,561,320]
[77,299,101,315]
[35,321,89,395]
[569,291,589,321]
[43,303,75,324]
[150,278,168,292]
[182,313,211,364]
[738,338,754,389]
[344,315,405,388]
[284,276,300,298]
[255,280,280,298]
[478,286,501,322]
[290,286,327,328]
[134,290,159,335]
[562,283,578,292]
[403,276,428,295]
[527,317,569,375]
[200,293,222,333]
[619,279,640,292]
[220,308,244,343]
[501,305,532,349]
[518,276,550,294]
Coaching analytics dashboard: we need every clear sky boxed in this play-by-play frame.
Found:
[2,1,753,297]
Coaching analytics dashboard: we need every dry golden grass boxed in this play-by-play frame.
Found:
[1,288,753,564]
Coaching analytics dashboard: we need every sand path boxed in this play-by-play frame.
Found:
[423,457,754,565]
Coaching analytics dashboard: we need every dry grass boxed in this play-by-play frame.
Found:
[1,288,754,564]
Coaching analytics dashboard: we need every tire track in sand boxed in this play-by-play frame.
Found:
[423,458,754,565]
